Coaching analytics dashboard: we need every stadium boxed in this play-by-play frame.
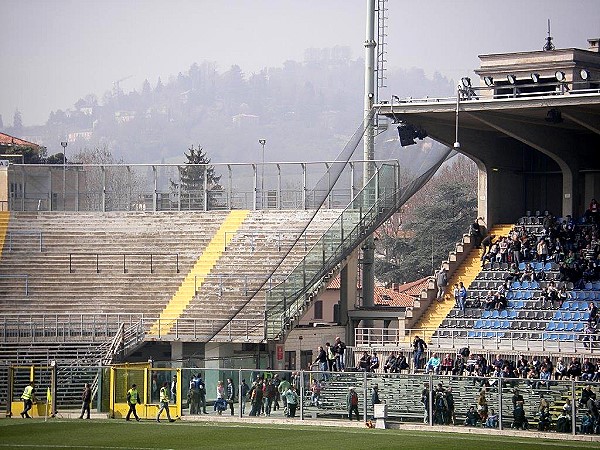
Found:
[2,3,600,449]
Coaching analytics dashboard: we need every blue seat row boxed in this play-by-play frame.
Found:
[510,281,540,290]
[552,310,590,321]
[518,261,558,272]
[474,319,511,329]
[506,290,535,300]
[545,321,585,332]
[567,290,600,300]
[468,331,506,338]
[561,300,592,311]
[481,309,517,319]
[542,333,577,341]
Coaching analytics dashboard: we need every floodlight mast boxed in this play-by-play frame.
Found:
[362,0,377,313]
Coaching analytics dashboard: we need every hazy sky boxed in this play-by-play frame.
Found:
[2,0,599,126]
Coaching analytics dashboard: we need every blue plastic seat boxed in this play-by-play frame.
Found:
[506,291,514,300]
[482,311,491,319]
[501,320,510,328]
[575,323,585,332]
[585,282,593,290]
[509,310,517,319]
[579,302,589,311]
[512,281,522,290]
[546,322,556,331]
[491,310,500,319]
[514,291,523,300]
[523,291,533,300]
[521,281,531,289]
[544,262,553,271]
[474,320,483,329]
[531,281,540,289]
[533,262,543,271]
[499,310,508,319]
[555,322,565,331]
[559,333,574,341]
[593,281,600,290]
[518,262,526,270]
[565,322,575,332]
[576,291,587,300]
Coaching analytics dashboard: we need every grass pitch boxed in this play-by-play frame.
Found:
[0,420,598,450]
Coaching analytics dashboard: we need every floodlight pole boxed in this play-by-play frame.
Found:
[361,0,376,312]
[61,141,68,210]
[259,139,266,208]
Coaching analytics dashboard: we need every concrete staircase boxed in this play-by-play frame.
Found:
[0,211,8,260]
[411,224,514,342]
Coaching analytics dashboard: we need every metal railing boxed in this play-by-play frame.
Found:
[5,230,43,252]
[6,159,398,213]
[355,327,599,353]
[383,80,600,105]
[0,313,265,343]
[67,252,180,273]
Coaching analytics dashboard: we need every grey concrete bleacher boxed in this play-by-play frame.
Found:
[175,209,342,341]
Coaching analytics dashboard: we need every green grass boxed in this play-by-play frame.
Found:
[0,420,598,450]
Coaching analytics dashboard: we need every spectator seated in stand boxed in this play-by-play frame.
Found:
[582,359,597,382]
[567,357,582,380]
[495,292,507,310]
[538,408,551,431]
[464,406,478,426]
[505,263,521,282]
[383,352,397,373]
[484,291,496,311]
[440,354,454,375]
[425,353,441,375]
[581,411,594,434]
[540,281,559,308]
[452,354,465,376]
[485,408,499,428]
[395,353,409,372]
[556,411,571,433]
[520,263,537,283]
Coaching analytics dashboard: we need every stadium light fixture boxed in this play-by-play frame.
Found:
[555,71,566,82]
[507,74,517,85]
[461,77,472,88]
[580,69,590,81]
[531,73,540,83]
[483,76,494,87]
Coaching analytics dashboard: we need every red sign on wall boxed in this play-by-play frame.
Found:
[276,345,284,360]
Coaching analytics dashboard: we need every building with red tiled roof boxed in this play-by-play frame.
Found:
[0,132,43,152]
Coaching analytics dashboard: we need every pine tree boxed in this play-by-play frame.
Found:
[171,144,222,210]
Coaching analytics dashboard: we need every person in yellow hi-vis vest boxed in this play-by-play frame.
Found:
[20,381,35,418]
[125,383,141,421]
[156,382,175,423]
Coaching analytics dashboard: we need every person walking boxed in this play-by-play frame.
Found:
[458,281,468,313]
[284,385,299,417]
[125,383,141,421]
[412,335,427,372]
[156,382,175,422]
[226,378,235,416]
[78,383,92,419]
[20,381,35,418]
[347,387,360,421]
[435,267,448,301]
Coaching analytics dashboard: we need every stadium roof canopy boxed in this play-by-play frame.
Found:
[377,39,600,224]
